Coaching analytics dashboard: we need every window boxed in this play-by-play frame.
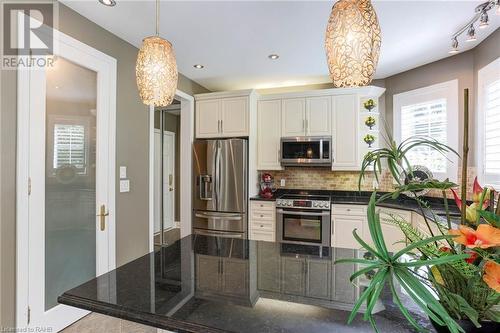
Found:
[53,124,86,171]
[478,57,500,189]
[394,80,459,181]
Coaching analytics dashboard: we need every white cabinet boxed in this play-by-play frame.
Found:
[196,96,249,138]
[375,208,411,252]
[332,214,366,249]
[306,96,331,136]
[332,95,359,170]
[249,201,276,241]
[282,96,331,137]
[282,98,306,136]
[257,100,282,170]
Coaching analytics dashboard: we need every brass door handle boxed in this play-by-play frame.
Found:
[169,188,174,192]
[97,204,109,231]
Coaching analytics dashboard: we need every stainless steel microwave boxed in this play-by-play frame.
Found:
[280,136,332,167]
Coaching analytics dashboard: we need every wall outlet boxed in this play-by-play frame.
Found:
[119,166,127,179]
[120,179,130,193]
[280,179,286,187]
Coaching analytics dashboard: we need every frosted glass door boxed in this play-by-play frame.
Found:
[44,57,97,310]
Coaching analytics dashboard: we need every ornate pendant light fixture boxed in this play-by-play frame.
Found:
[136,0,178,107]
[325,0,381,88]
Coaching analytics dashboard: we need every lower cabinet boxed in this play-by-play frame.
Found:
[222,258,248,296]
[281,257,306,296]
[196,254,248,297]
[331,248,357,303]
[306,259,331,300]
[249,201,276,241]
[257,242,281,292]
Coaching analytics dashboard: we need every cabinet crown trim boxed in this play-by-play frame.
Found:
[258,86,385,101]
[195,89,258,100]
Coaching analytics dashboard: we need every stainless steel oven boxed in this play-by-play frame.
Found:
[276,194,331,247]
[280,136,332,167]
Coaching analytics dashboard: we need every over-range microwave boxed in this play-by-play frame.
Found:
[280,136,332,167]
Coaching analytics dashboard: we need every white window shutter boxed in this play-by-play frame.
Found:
[484,79,500,176]
[53,124,86,172]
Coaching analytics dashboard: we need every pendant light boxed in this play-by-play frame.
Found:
[136,0,178,107]
[325,0,381,88]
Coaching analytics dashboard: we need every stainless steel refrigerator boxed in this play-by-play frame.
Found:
[192,138,248,239]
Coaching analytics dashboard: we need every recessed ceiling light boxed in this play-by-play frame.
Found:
[268,54,279,60]
[98,0,116,7]
[193,64,204,69]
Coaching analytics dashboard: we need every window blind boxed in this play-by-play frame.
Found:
[400,99,447,173]
[484,79,500,176]
[53,124,86,172]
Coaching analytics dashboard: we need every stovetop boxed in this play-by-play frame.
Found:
[276,193,331,210]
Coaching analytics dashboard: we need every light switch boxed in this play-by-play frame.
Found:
[119,166,127,179]
[120,179,130,193]
[280,179,286,187]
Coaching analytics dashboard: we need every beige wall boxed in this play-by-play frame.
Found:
[0,3,208,328]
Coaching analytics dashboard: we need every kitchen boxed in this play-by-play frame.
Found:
[2,1,500,333]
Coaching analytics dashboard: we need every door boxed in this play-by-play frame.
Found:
[196,255,221,292]
[154,130,175,234]
[217,139,247,213]
[281,257,306,296]
[220,97,249,137]
[20,29,116,331]
[193,140,218,211]
[257,100,282,170]
[282,98,306,136]
[196,99,221,138]
[306,96,331,136]
[222,258,248,296]
[306,259,331,299]
[332,95,359,170]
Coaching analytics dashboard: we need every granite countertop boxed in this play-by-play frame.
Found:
[251,189,461,220]
[59,235,434,333]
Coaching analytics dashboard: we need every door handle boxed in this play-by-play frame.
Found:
[97,204,109,231]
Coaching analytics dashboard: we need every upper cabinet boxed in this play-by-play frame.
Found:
[281,96,331,137]
[257,100,282,170]
[331,95,358,170]
[195,90,256,138]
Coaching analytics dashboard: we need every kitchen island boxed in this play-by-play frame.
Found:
[59,235,433,333]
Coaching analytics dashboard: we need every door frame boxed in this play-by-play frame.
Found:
[154,129,176,233]
[16,26,117,329]
[148,90,194,250]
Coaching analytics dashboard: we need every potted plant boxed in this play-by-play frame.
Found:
[336,134,500,333]
[364,134,375,147]
[364,99,376,112]
[365,116,376,130]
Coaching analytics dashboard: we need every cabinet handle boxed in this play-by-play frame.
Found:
[260,224,264,228]
[220,120,223,133]
[218,120,221,133]
[260,214,264,218]
[305,119,309,134]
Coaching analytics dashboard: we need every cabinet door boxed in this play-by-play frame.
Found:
[332,214,365,249]
[196,255,221,292]
[376,208,411,252]
[257,100,282,170]
[222,258,248,296]
[257,242,281,292]
[281,257,306,296]
[306,259,331,300]
[332,248,357,303]
[332,95,358,170]
[221,97,248,137]
[282,98,306,136]
[306,96,331,136]
[196,99,221,138]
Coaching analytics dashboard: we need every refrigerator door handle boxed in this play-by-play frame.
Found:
[215,142,222,211]
[195,212,243,221]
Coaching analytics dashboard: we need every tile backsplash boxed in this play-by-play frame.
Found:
[261,167,481,201]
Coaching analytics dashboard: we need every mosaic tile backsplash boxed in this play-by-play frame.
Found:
[261,167,481,200]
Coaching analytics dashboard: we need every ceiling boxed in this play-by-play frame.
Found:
[62,0,500,92]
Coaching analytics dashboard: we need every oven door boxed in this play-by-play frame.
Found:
[276,209,330,246]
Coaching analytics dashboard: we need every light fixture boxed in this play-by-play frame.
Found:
[325,0,381,88]
[193,64,204,69]
[135,0,178,107]
[466,24,476,42]
[479,10,489,28]
[496,0,500,15]
[449,38,459,54]
[268,54,279,60]
[98,0,116,6]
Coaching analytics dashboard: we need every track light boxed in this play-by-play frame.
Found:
[449,38,459,54]
[466,24,477,42]
[479,10,489,28]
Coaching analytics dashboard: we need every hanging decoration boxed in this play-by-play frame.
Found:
[136,0,178,107]
[325,0,381,88]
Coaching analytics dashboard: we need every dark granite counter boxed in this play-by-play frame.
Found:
[59,235,434,333]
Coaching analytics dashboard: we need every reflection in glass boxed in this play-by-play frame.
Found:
[44,57,97,310]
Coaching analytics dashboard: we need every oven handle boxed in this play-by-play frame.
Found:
[276,209,330,217]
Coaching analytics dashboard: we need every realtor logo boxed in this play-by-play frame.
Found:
[1,0,58,69]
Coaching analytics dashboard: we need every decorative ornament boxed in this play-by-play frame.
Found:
[363,134,375,147]
[325,0,381,88]
[363,99,376,111]
[136,0,178,107]
[398,165,433,197]
[365,116,376,129]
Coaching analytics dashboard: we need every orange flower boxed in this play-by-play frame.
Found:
[448,224,500,249]
[483,261,500,293]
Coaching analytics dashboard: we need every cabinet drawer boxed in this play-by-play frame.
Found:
[250,201,275,211]
[250,220,274,232]
[332,204,366,216]
[250,230,275,242]
[251,210,275,221]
